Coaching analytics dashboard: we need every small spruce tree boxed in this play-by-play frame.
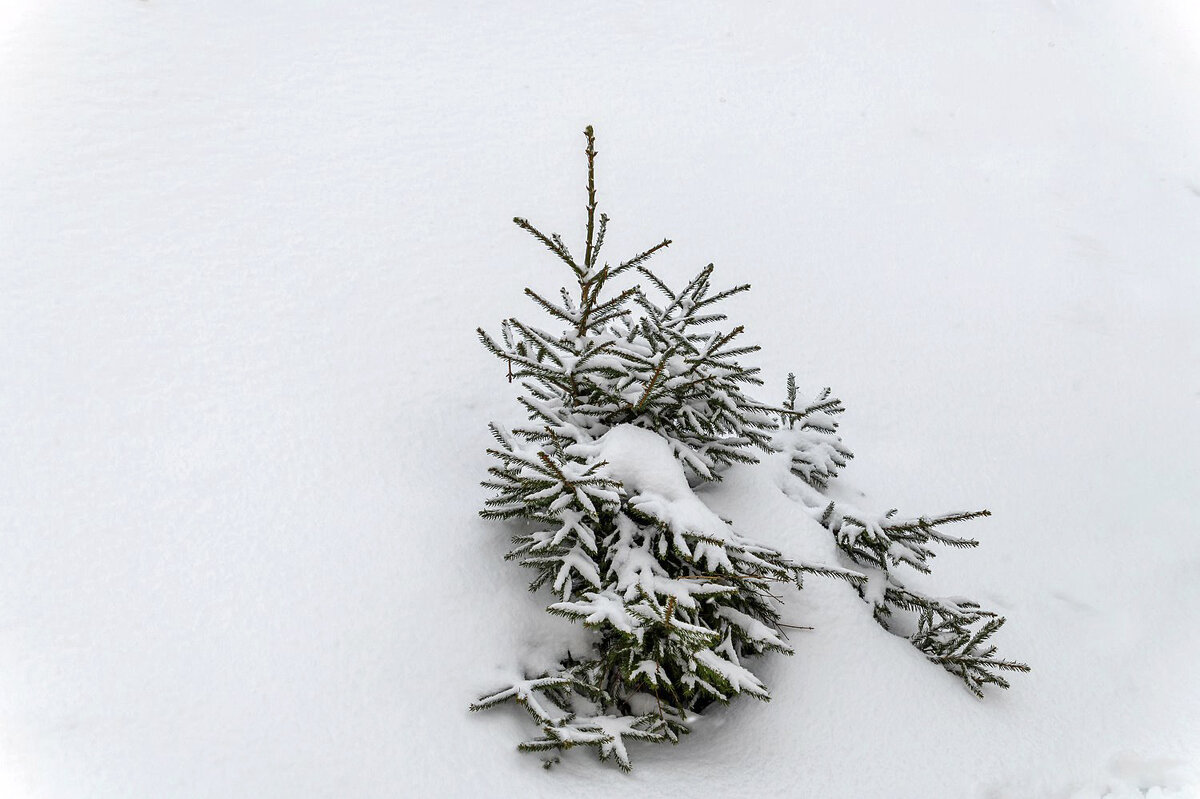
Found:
[472,127,1028,770]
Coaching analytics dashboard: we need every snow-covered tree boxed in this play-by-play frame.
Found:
[472,127,1027,769]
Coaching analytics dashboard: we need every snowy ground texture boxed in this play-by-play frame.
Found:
[3,1,1200,797]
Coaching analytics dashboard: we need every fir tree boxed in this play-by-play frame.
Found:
[472,127,1027,770]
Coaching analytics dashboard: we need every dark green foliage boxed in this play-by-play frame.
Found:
[472,127,1026,771]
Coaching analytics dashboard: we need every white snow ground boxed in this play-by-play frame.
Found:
[2,1,1199,797]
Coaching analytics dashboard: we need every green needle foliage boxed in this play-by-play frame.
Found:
[472,127,1028,770]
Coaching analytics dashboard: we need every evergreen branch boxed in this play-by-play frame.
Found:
[579,286,639,335]
[706,345,761,361]
[592,213,609,269]
[700,325,746,359]
[636,267,676,302]
[551,234,574,263]
[611,239,672,278]
[797,562,867,586]
[503,319,568,365]
[692,282,751,311]
[523,288,579,325]
[514,217,584,277]
[683,312,729,326]
[479,327,569,388]
[587,308,635,330]
[883,509,990,536]
[633,350,673,410]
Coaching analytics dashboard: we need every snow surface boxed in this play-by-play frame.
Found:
[2,1,1199,797]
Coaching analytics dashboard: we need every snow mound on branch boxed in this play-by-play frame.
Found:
[573,424,731,542]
